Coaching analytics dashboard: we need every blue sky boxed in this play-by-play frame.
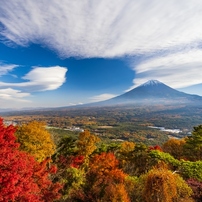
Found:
[0,0,202,109]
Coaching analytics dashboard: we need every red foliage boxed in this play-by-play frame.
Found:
[0,118,62,201]
[70,155,85,168]
[149,145,163,152]
[58,155,69,165]
[72,152,130,201]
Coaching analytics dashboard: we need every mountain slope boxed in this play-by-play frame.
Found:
[116,80,191,99]
[95,80,202,106]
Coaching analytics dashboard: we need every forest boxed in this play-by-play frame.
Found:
[3,104,202,145]
[1,116,202,202]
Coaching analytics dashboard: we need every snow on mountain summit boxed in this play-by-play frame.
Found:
[141,80,163,87]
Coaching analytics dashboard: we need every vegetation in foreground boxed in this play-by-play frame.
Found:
[1,117,202,201]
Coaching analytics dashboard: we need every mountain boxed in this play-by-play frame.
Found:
[2,80,202,114]
[91,80,202,106]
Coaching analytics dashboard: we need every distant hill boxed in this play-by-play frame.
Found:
[89,80,202,106]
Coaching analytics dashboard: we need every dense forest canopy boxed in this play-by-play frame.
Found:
[1,115,202,201]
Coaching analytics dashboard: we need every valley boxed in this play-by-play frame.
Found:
[3,103,202,146]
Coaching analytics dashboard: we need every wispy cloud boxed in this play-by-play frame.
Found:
[0,63,18,76]
[128,49,202,90]
[1,0,202,91]
[1,0,202,58]
[0,66,67,91]
[90,93,117,102]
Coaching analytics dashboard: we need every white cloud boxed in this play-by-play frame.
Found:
[0,88,32,108]
[22,66,68,91]
[68,103,77,106]
[0,88,30,101]
[67,102,83,106]
[0,66,67,91]
[1,0,202,58]
[0,63,18,76]
[1,0,202,94]
[128,49,202,90]
[90,93,117,102]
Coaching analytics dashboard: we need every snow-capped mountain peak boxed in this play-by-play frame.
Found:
[141,80,162,87]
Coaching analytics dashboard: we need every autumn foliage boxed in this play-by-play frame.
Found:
[72,152,130,202]
[162,138,186,160]
[186,178,202,201]
[16,121,55,162]
[144,162,178,202]
[143,162,192,202]
[1,116,202,201]
[76,130,100,156]
[70,155,85,168]
[149,145,163,151]
[0,118,62,201]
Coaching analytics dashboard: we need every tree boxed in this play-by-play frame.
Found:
[120,141,135,154]
[118,141,135,174]
[52,135,89,200]
[16,121,56,162]
[95,142,120,154]
[162,138,186,160]
[186,178,202,201]
[143,162,192,202]
[149,150,202,182]
[102,183,130,202]
[52,136,77,162]
[72,152,130,201]
[184,125,202,161]
[76,130,100,157]
[149,145,163,152]
[144,162,178,202]
[125,143,152,176]
[179,161,202,182]
[0,118,62,201]
[55,157,85,201]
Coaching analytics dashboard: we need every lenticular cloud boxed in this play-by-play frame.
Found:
[0,66,67,92]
